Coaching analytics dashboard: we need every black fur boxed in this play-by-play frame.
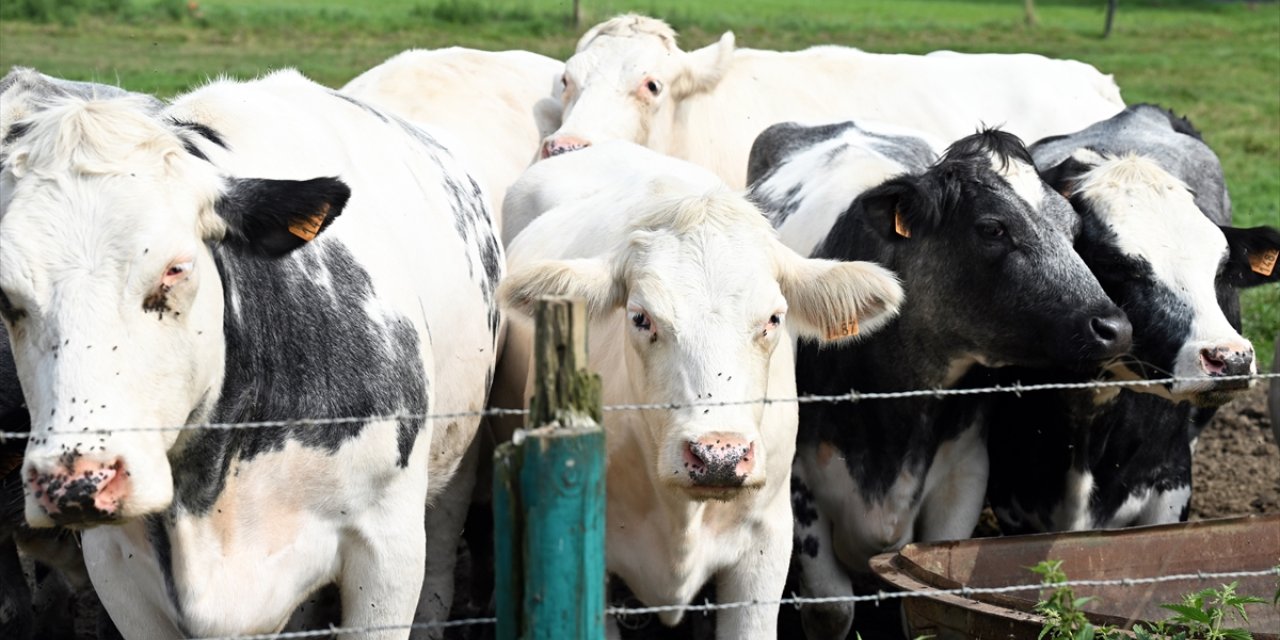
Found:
[215,177,350,258]
[170,241,429,516]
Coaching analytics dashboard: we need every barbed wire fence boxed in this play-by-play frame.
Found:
[4,371,1277,639]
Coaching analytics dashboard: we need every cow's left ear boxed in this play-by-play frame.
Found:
[214,177,350,257]
[672,32,734,99]
[776,249,904,344]
[1219,225,1280,288]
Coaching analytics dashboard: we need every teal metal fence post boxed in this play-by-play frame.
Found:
[494,296,606,640]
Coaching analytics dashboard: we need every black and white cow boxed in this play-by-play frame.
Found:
[0,69,502,638]
[748,123,1131,639]
[985,105,1280,533]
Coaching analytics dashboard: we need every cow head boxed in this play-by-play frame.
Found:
[825,129,1132,377]
[540,14,735,159]
[0,95,348,527]
[502,190,902,499]
[1042,149,1280,405]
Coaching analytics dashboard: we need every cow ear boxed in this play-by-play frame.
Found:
[858,174,939,240]
[672,32,734,98]
[500,258,623,318]
[776,250,904,343]
[1219,225,1280,288]
[214,177,350,257]
[1039,156,1097,199]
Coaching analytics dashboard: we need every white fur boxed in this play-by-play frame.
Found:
[495,142,902,638]
[1075,154,1254,396]
[545,14,1124,187]
[0,70,500,638]
[342,47,563,231]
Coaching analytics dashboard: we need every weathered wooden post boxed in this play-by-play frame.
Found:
[494,296,606,640]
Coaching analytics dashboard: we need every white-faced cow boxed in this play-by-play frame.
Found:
[0,69,503,638]
[495,141,904,639]
[541,14,1124,187]
[342,47,563,231]
[985,105,1280,534]
[748,125,1131,639]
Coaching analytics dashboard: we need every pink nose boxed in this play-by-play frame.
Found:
[1198,345,1253,377]
[683,434,755,487]
[541,135,591,158]
[29,457,127,524]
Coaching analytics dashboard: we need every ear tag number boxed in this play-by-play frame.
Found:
[827,317,859,340]
[288,203,330,242]
[1249,247,1278,277]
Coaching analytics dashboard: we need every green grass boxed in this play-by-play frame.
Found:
[1,0,1277,367]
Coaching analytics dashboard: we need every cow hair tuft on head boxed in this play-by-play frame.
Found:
[4,95,194,177]
[578,13,679,52]
[1073,152,1195,209]
[941,127,1034,172]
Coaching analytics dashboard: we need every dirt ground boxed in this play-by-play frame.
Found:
[1189,382,1280,519]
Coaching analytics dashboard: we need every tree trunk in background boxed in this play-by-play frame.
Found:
[1105,0,1119,38]
[1024,0,1038,27]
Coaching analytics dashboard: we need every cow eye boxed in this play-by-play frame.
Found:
[977,220,1007,239]
[645,79,662,96]
[561,74,568,87]
[631,310,652,332]
[767,313,782,328]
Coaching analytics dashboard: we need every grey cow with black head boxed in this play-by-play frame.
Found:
[748,123,1131,639]
[986,104,1280,534]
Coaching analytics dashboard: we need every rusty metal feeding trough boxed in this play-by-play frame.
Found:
[870,514,1280,640]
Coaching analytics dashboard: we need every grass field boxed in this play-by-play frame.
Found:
[1,0,1277,367]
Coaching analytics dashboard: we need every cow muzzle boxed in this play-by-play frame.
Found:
[681,432,756,494]
[27,456,128,526]
[541,135,592,159]
[1170,339,1255,405]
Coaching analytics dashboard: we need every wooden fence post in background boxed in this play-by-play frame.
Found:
[494,296,605,640]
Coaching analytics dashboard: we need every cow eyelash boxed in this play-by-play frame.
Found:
[631,311,652,332]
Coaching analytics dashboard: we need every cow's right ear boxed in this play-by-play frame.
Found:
[673,31,734,98]
[1219,225,1280,288]
[500,258,623,317]
[858,174,939,240]
[213,177,350,258]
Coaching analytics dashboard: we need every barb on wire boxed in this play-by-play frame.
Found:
[1,372,1276,441]
[603,566,1280,616]
[194,616,497,640]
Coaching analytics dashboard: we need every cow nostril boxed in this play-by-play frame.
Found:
[1091,317,1119,342]
[1200,349,1227,375]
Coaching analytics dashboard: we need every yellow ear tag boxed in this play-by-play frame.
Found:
[1249,247,1278,277]
[288,203,330,242]
[826,316,859,341]
[893,208,911,238]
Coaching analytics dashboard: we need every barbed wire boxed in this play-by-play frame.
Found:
[605,566,1280,616]
[2,372,1276,440]
[195,617,496,640]
[191,566,1280,638]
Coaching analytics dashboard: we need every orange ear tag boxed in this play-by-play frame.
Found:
[288,204,330,242]
[893,208,911,238]
[1249,247,1278,277]
[826,316,859,341]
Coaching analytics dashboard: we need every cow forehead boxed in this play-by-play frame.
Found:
[567,36,676,83]
[624,225,783,321]
[1081,157,1227,279]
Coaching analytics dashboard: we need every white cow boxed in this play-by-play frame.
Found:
[342,47,563,231]
[0,69,502,639]
[496,141,904,639]
[542,14,1124,187]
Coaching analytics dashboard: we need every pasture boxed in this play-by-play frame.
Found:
[2,0,1277,367]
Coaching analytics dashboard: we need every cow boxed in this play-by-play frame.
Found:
[985,105,1280,534]
[747,125,1131,639]
[342,47,563,232]
[495,141,905,639]
[0,68,502,638]
[541,13,1124,188]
